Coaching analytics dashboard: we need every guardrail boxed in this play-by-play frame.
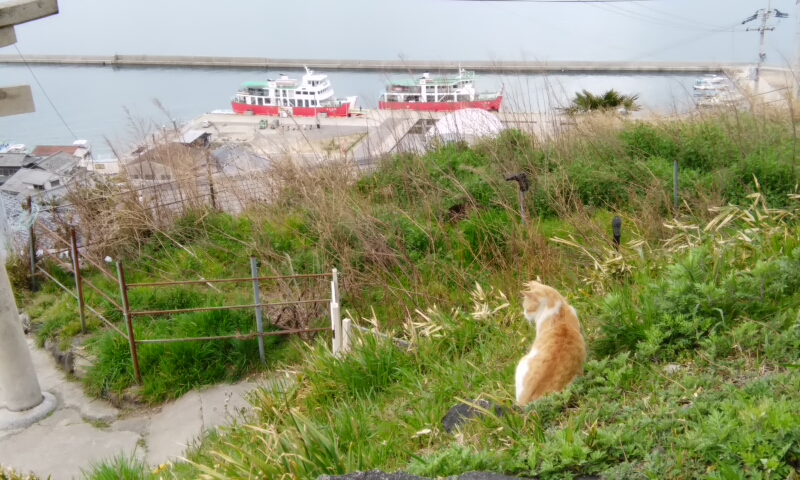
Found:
[28,210,342,384]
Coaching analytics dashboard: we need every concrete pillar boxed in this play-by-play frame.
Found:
[0,248,43,412]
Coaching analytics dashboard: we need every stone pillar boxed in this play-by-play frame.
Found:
[0,249,43,412]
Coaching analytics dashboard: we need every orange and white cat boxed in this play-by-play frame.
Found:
[515,280,586,407]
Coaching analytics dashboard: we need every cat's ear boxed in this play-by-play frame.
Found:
[521,287,535,298]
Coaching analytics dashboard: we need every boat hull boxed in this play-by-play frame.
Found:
[231,102,352,117]
[379,96,503,112]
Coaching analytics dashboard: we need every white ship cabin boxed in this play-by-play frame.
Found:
[380,70,479,103]
[234,68,336,108]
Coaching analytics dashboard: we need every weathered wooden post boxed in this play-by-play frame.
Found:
[70,229,86,333]
[612,216,622,251]
[505,173,530,226]
[116,262,142,384]
[673,160,679,217]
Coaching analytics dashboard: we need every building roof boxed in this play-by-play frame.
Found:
[0,153,31,168]
[0,169,60,195]
[30,151,79,176]
[31,145,82,157]
[180,129,210,145]
[427,108,504,142]
[210,146,271,175]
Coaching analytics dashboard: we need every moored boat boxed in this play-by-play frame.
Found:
[379,69,503,112]
[231,68,357,117]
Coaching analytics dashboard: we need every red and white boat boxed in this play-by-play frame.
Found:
[379,69,503,112]
[232,68,357,117]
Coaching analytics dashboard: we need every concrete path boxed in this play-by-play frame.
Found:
[0,339,277,480]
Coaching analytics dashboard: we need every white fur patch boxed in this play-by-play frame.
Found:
[570,306,578,319]
[534,302,562,334]
[515,348,538,403]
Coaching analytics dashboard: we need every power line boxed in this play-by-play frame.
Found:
[634,2,724,30]
[592,2,733,32]
[626,22,744,62]
[461,0,660,2]
[13,44,78,141]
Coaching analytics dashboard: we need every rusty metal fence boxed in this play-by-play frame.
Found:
[27,211,343,385]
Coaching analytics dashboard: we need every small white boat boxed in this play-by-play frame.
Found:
[693,75,728,91]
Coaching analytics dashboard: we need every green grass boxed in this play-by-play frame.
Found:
[171,202,800,479]
[20,108,800,477]
[80,453,151,480]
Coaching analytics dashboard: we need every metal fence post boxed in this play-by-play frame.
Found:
[70,228,86,334]
[673,160,679,217]
[330,268,341,356]
[116,261,142,384]
[250,257,266,365]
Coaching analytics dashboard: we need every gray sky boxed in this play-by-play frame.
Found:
[7,0,797,65]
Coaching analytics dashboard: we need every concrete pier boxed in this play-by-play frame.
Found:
[0,54,759,73]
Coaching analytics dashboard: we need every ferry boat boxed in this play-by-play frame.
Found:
[231,68,357,117]
[379,69,503,112]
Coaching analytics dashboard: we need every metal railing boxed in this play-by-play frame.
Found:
[28,213,343,385]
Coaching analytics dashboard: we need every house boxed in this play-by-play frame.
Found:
[27,151,80,176]
[0,168,65,197]
[126,127,211,161]
[87,156,120,176]
[180,129,211,148]
[31,140,91,161]
[0,153,32,185]
[126,161,173,181]
[125,143,206,182]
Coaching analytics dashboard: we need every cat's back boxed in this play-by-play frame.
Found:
[533,310,586,371]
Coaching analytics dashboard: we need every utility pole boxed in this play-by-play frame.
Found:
[0,0,59,429]
[743,1,789,95]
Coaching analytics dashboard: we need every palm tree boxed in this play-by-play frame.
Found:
[565,89,640,114]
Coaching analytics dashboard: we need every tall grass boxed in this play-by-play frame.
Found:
[25,107,800,405]
[168,187,800,479]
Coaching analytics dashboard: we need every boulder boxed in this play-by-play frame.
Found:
[442,399,520,434]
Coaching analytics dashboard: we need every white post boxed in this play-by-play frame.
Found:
[341,318,352,354]
[330,268,341,355]
[0,257,44,412]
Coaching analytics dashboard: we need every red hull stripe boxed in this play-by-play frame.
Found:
[231,103,351,117]
[378,97,503,112]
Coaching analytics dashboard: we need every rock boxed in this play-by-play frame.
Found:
[122,385,144,405]
[19,312,31,334]
[45,338,74,374]
[73,355,93,380]
[442,399,519,434]
[663,364,681,375]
